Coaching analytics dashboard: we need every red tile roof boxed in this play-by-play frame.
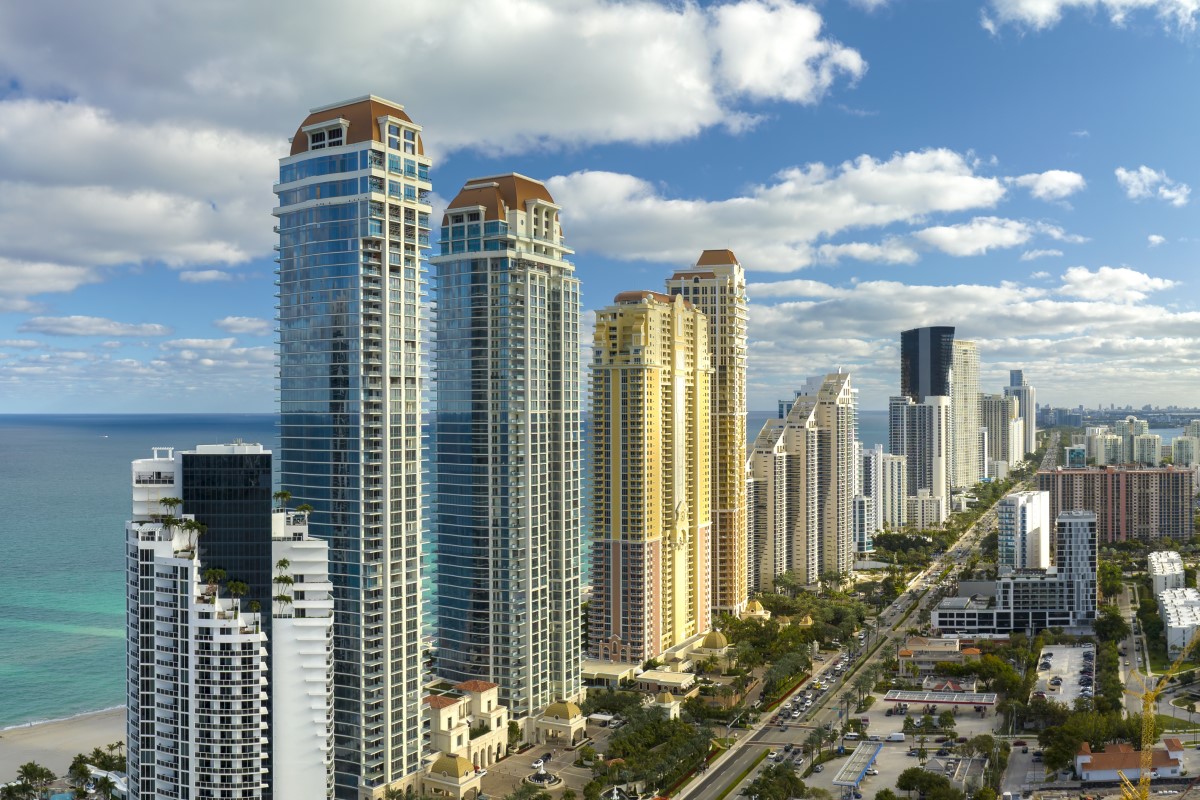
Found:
[1077,742,1179,773]
[426,695,460,710]
[455,680,499,693]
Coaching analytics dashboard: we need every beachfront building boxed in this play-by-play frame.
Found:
[1134,434,1164,466]
[1005,370,1037,457]
[588,290,712,664]
[951,339,982,490]
[665,250,749,615]
[1114,415,1151,461]
[276,96,433,796]
[889,394,951,525]
[746,373,859,589]
[1149,551,1186,596]
[980,393,1025,468]
[430,174,582,719]
[1156,588,1200,655]
[1172,436,1200,468]
[126,448,334,800]
[1037,465,1195,543]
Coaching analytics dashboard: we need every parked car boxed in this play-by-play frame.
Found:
[813,764,823,773]
[532,760,544,769]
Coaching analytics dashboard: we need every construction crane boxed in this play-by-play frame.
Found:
[1118,626,1200,800]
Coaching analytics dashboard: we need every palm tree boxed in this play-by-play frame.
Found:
[94,775,117,800]
[247,600,262,631]
[203,568,227,587]
[275,558,291,573]
[296,503,314,516]
[273,490,292,509]
[0,782,30,800]
[226,580,249,600]
[158,496,182,517]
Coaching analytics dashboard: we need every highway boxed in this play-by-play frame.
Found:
[678,434,1059,800]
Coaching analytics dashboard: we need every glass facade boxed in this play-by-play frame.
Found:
[276,101,431,797]
[900,325,955,402]
[432,186,581,716]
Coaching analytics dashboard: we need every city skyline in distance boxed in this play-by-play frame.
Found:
[1,1,1199,412]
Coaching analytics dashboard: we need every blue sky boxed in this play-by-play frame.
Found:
[0,0,1197,413]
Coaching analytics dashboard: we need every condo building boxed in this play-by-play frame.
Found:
[1173,436,1200,468]
[931,510,1097,635]
[1133,433,1163,466]
[889,394,951,524]
[276,96,432,796]
[1149,551,1186,596]
[1005,369,1037,456]
[588,291,712,663]
[126,446,333,800]
[665,250,748,614]
[1037,465,1196,543]
[951,340,982,489]
[900,326,955,402]
[747,373,858,589]
[996,491,1051,571]
[430,174,582,717]
[979,393,1025,468]
[1114,415,1151,460]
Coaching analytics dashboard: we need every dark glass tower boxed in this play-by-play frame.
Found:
[900,326,955,401]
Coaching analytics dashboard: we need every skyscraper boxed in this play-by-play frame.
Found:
[589,291,711,663]
[996,490,1051,571]
[276,96,432,796]
[888,394,950,524]
[980,393,1024,467]
[900,326,955,402]
[950,340,981,489]
[126,446,334,800]
[665,250,748,614]
[746,373,858,589]
[1005,369,1037,456]
[431,174,582,717]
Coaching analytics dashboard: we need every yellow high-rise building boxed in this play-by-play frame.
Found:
[588,291,712,663]
[665,250,749,614]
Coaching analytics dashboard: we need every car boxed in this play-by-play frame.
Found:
[1125,660,1131,666]
[886,709,894,717]
[1013,740,1027,746]
[957,737,968,744]
[784,743,794,753]
[542,753,552,761]
[532,760,544,769]
[866,768,879,776]
[934,736,949,743]
[476,769,488,776]
[908,749,919,757]
[813,765,823,773]
[769,751,779,760]
[1022,746,1029,754]
[854,793,863,799]
[936,749,950,757]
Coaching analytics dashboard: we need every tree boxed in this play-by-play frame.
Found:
[226,579,250,602]
[202,567,226,587]
[17,761,54,794]
[583,781,603,800]
[1094,605,1131,642]
[972,789,997,800]
[938,710,957,735]
[94,775,118,800]
[1098,563,1123,598]
[273,490,292,508]
[508,720,522,747]
[158,496,182,516]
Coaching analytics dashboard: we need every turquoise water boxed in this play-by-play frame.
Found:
[0,414,278,728]
[0,411,886,729]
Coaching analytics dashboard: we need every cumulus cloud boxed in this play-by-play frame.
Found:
[988,0,1200,31]
[1115,165,1191,206]
[1020,249,1064,261]
[548,149,1007,271]
[1148,234,1167,247]
[180,270,233,283]
[744,268,1199,407]
[214,316,272,336]
[912,217,1082,257]
[1058,265,1177,302]
[817,239,919,265]
[19,316,171,337]
[1030,271,1052,279]
[0,0,865,155]
[1009,170,1087,201]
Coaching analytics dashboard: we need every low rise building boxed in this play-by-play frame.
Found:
[1157,588,1200,656]
[1149,551,1186,596]
[896,636,981,677]
[1075,739,1183,783]
[426,680,509,773]
[907,489,945,531]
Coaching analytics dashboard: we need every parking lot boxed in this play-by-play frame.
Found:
[1032,643,1095,708]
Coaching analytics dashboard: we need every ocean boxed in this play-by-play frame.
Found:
[0,414,278,729]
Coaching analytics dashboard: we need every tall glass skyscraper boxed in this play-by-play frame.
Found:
[430,174,582,717]
[900,325,955,402]
[275,96,432,798]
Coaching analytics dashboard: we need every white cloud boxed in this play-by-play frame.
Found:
[0,1,864,156]
[180,270,233,283]
[1030,270,1052,279]
[744,268,1200,408]
[214,316,271,336]
[817,239,919,264]
[0,339,41,349]
[547,149,1007,271]
[1148,234,1167,247]
[712,1,866,105]
[1009,170,1087,201]
[1071,130,1091,138]
[1058,265,1177,302]
[988,0,1200,31]
[913,217,1036,256]
[162,338,237,350]
[19,316,171,337]
[1020,249,1064,261]
[1115,165,1191,206]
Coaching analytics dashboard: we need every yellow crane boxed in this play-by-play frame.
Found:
[1118,627,1200,800]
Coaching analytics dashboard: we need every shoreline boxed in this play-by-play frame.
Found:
[1,704,125,733]
[0,707,125,782]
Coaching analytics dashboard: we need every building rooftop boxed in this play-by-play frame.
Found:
[454,679,499,693]
[289,95,423,157]
[1149,551,1185,576]
[443,173,556,224]
[1076,741,1180,772]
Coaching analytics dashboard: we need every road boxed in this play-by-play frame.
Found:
[678,472,1033,800]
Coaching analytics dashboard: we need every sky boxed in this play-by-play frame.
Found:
[0,0,1198,413]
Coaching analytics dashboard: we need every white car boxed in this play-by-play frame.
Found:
[532,759,544,769]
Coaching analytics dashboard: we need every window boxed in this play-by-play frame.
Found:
[310,131,326,150]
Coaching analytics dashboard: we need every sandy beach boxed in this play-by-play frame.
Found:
[0,708,125,782]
